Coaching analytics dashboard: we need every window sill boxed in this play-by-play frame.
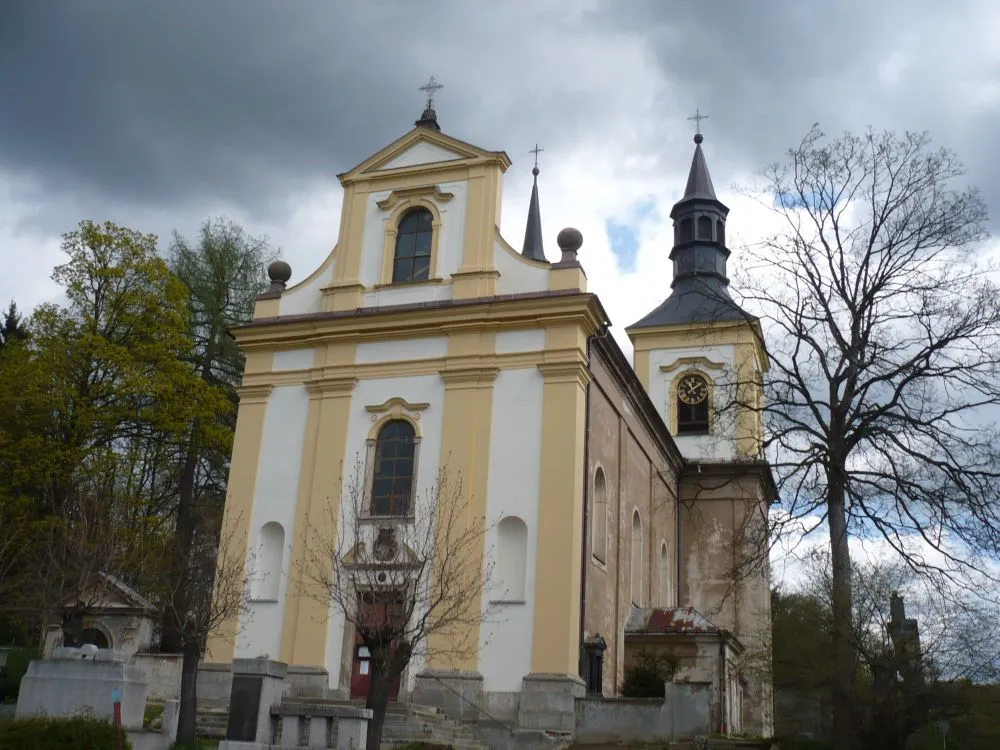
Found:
[357,515,416,523]
[490,599,526,606]
[249,597,278,604]
[374,277,446,290]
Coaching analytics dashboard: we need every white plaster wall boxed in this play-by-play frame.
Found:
[379,141,464,170]
[360,182,467,299]
[362,282,453,308]
[324,373,446,689]
[495,329,545,354]
[279,255,336,316]
[237,384,310,659]
[478,367,544,692]
[647,344,739,461]
[273,348,316,371]
[356,336,448,364]
[495,239,549,295]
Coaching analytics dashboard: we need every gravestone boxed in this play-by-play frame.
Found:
[15,646,148,729]
[219,658,287,750]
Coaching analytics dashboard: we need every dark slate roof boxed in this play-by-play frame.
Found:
[414,106,441,131]
[629,278,751,329]
[682,136,717,201]
[522,167,547,262]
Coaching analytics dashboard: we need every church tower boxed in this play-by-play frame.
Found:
[627,132,774,735]
[626,132,767,459]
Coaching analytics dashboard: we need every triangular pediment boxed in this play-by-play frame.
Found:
[340,128,510,184]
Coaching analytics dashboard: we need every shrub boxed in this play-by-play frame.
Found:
[620,649,679,698]
[0,715,132,750]
[0,647,38,703]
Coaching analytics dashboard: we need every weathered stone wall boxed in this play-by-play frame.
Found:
[574,682,712,742]
[679,468,773,735]
[584,346,681,696]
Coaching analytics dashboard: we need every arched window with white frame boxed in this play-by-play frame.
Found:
[631,510,643,606]
[592,467,608,564]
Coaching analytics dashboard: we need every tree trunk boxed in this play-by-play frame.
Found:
[827,476,857,750]
[175,637,201,747]
[160,438,199,653]
[364,663,393,750]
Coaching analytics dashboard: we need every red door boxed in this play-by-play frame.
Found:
[349,643,372,699]
[349,639,403,700]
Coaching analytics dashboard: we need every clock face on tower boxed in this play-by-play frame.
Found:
[677,374,708,405]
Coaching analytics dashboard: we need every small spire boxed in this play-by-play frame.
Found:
[682,109,716,200]
[415,76,443,130]
[522,145,547,261]
[682,132,717,200]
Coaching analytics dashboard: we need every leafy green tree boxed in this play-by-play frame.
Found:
[0,220,223,639]
[162,218,274,746]
[773,551,1000,749]
[0,302,28,350]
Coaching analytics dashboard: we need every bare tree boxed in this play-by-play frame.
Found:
[155,509,254,747]
[300,458,496,750]
[720,125,1000,750]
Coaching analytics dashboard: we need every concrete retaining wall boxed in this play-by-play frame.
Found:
[574,682,712,743]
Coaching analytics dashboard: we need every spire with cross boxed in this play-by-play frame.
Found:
[687,108,709,143]
[419,76,443,109]
[529,143,544,177]
[522,143,546,261]
[415,76,444,131]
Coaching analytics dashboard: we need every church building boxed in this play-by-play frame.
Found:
[205,92,775,737]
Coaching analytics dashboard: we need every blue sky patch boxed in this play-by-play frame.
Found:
[605,199,658,273]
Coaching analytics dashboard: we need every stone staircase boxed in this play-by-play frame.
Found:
[195,705,229,740]
[378,702,488,750]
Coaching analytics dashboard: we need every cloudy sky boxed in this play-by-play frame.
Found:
[5,0,999,340]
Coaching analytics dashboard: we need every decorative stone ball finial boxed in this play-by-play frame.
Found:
[267,260,292,293]
[556,227,583,264]
[694,133,704,145]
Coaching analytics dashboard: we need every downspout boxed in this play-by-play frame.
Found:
[718,638,728,735]
[579,324,611,684]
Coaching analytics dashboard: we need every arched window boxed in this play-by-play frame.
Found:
[678,218,695,244]
[659,542,670,606]
[592,468,608,564]
[371,420,417,516]
[697,215,713,241]
[496,516,528,602]
[716,220,726,247]
[79,627,110,650]
[392,208,433,283]
[254,521,285,601]
[676,372,710,435]
[631,510,642,606]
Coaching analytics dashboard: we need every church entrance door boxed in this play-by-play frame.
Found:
[348,637,403,700]
[349,591,405,701]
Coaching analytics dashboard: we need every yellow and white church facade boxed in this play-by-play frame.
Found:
[205,101,775,736]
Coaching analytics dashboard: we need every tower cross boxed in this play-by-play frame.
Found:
[529,143,544,169]
[687,108,709,135]
[419,76,444,109]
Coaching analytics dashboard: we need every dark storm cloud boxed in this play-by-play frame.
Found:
[593,0,1000,229]
[0,0,615,228]
[3,0,998,237]
[1,1,431,214]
